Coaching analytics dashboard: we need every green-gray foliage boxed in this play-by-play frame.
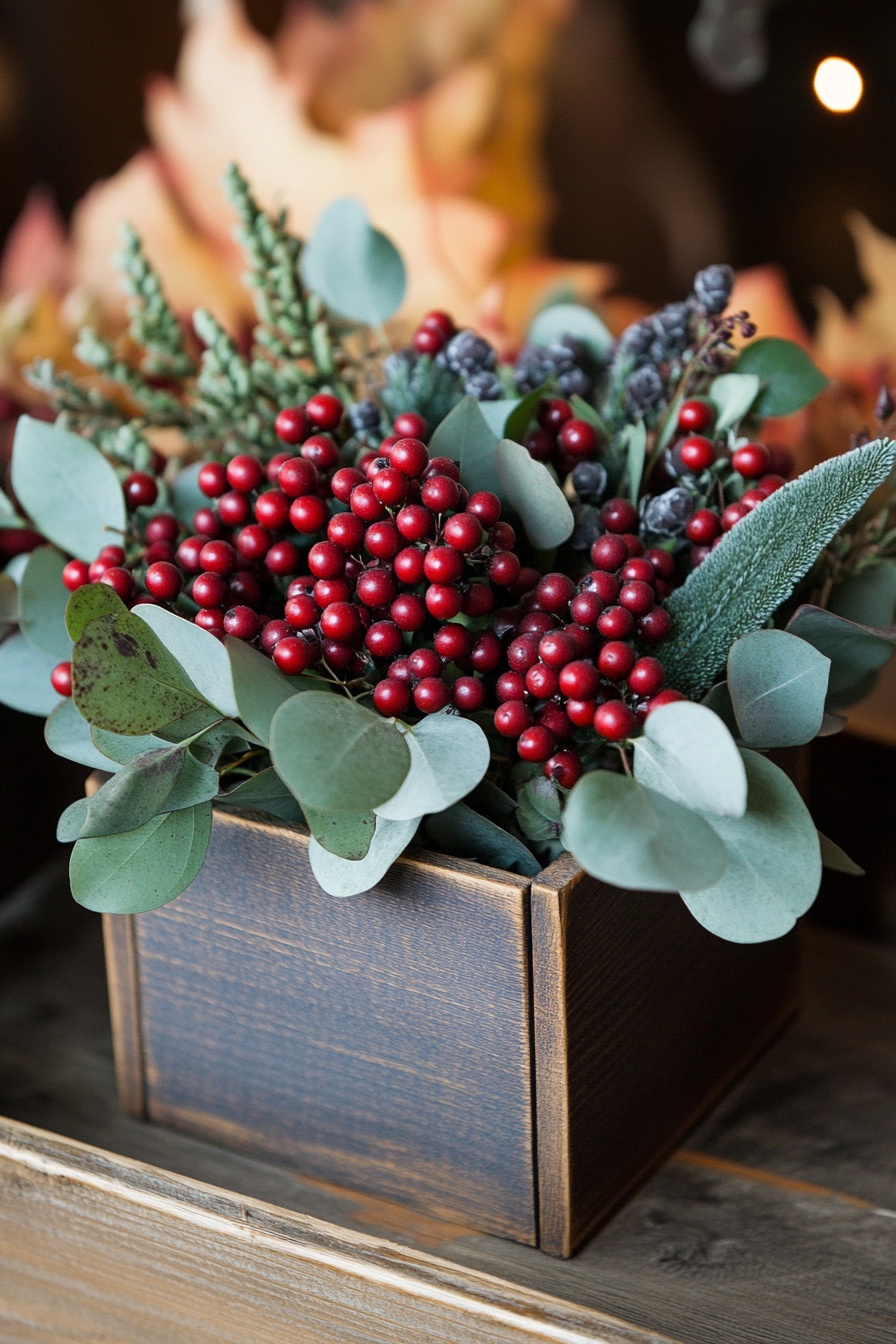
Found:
[70,802,212,913]
[727,629,830,747]
[308,814,420,897]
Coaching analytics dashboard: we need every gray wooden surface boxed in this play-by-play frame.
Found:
[1,871,895,1344]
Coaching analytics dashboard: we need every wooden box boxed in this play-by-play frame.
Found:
[103,809,798,1256]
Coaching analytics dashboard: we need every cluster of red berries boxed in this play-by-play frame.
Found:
[410,309,456,357]
[522,397,601,478]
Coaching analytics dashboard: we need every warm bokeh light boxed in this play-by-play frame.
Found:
[813,57,863,113]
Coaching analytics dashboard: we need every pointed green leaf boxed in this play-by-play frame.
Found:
[561,770,727,892]
[300,198,406,326]
[680,750,821,943]
[374,713,490,821]
[736,337,828,416]
[216,767,303,824]
[527,302,612,361]
[270,690,411,814]
[425,802,541,876]
[10,416,126,561]
[0,631,61,715]
[621,421,647,502]
[495,437,574,549]
[308,814,420,897]
[662,437,896,697]
[304,806,376,860]
[18,546,72,660]
[45,697,121,771]
[634,701,747,817]
[57,742,220,840]
[818,832,864,876]
[70,801,212,913]
[728,629,830,748]
[786,603,896,710]
[428,396,502,498]
[134,605,239,717]
[504,386,549,443]
[708,372,761,432]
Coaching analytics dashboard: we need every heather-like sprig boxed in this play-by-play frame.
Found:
[116,224,196,379]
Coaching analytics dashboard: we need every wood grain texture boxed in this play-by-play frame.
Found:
[102,912,145,1118]
[123,810,538,1243]
[531,856,799,1255]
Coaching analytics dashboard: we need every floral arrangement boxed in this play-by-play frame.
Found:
[1,170,895,943]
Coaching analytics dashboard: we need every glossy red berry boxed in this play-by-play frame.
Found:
[758,472,786,496]
[721,501,750,531]
[731,443,770,478]
[226,455,265,494]
[412,677,448,714]
[485,551,519,587]
[196,540,235,576]
[217,491,252,527]
[496,670,528,702]
[253,490,289,530]
[740,488,766,511]
[565,697,598,728]
[99,567,135,602]
[434,623,474,662]
[301,435,340,473]
[598,641,636,681]
[526,662,560,698]
[353,568,394,609]
[192,507,223,541]
[306,541,345,579]
[284,593,320,629]
[425,583,462,620]
[389,437,429,477]
[558,660,601,699]
[393,547,426,585]
[517,725,556,762]
[197,461,228,498]
[275,406,309,444]
[568,591,603,627]
[373,677,412,716]
[62,559,90,591]
[685,509,722,544]
[601,498,639,534]
[290,495,329,534]
[461,583,494,618]
[597,605,635,639]
[391,593,427,631]
[466,491,502,527]
[495,700,534,738]
[371,467,408,506]
[628,657,664,696]
[365,620,404,659]
[618,581,655,616]
[123,471,158,509]
[274,635,319,675]
[537,398,573,433]
[538,630,577,669]
[314,577,352,608]
[646,689,686,715]
[261,619,291,653]
[192,571,229,608]
[319,602,362,644]
[590,535,629,571]
[679,436,715,472]
[423,546,464,584]
[413,326,444,356]
[558,418,599,458]
[331,466,365,503]
[267,451,292,484]
[420,474,460,512]
[324,512,363,553]
[223,606,261,641]
[99,545,126,565]
[544,750,582,789]
[51,661,73,696]
[620,558,655,585]
[194,608,225,634]
[349,484,386,522]
[535,572,576,615]
[145,513,180,545]
[452,676,486,712]
[278,457,318,498]
[365,521,401,561]
[265,540,302,575]
[144,561,183,600]
[392,412,428,441]
[677,399,715,433]
[638,606,672,643]
[442,512,483,552]
[305,393,343,430]
[593,700,637,741]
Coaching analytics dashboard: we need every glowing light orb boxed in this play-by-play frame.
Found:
[813,57,863,113]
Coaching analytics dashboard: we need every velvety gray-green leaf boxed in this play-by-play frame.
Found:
[308,814,419,897]
[495,437,574,549]
[57,742,219,840]
[304,805,376,860]
[424,803,541,877]
[633,701,747,817]
[786,603,896,710]
[216,767,303,824]
[735,337,828,416]
[661,437,896,697]
[270,690,411,814]
[374,713,490,821]
[299,198,406,326]
[561,771,727,892]
[18,546,72,660]
[428,396,502,498]
[680,750,821,942]
[70,801,212,913]
[728,628,830,747]
[0,631,61,715]
[10,416,126,561]
[45,697,121,771]
[135,604,239,717]
[72,608,207,733]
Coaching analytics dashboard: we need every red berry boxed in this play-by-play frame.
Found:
[424,546,464,584]
[731,442,770,478]
[144,541,175,566]
[365,521,402,561]
[194,608,225,634]
[422,310,455,339]
[350,484,386,522]
[421,474,460,512]
[261,619,291,653]
[393,547,426,585]
[507,634,540,672]
[495,700,534,738]
[176,535,207,572]
[582,570,619,603]
[265,540,302,575]
[145,561,183,600]
[443,512,483,552]
[278,457,319,498]
[124,471,158,509]
[389,437,429,477]
[538,630,577,668]
[679,435,716,472]
[452,676,486,711]
[370,467,406,507]
[638,607,672,643]
[274,635,319,675]
[223,606,261,641]
[598,641,636,681]
[537,704,573,741]
[619,580,655,616]
[628,657,664,696]
[677,399,715,433]
[536,572,576,614]
[327,512,365,552]
[519,611,554,637]
[51,661,73,696]
[62,559,90,591]
[414,677,450,714]
[331,466,365,503]
[597,605,635,639]
[391,593,427,631]
[685,509,722,544]
[526,662,560,698]
[393,505,432,542]
[558,659,601,699]
[322,639,360,674]
[197,540,236,576]
[307,541,345,579]
[229,571,264,608]
[434,623,474,662]
[487,551,521,587]
[254,490,290,530]
[413,326,444,356]
[275,406,309,444]
[590,535,629,571]
[740,488,766,511]
[461,583,494,618]
[373,678,412,716]
[301,434,340,471]
[234,525,271,562]
[565,697,598,727]
[620,557,655,584]
[284,593,321,629]
[569,591,604,626]
[217,491,252,526]
[646,689,686,715]
[601,498,639,534]
[99,567,135,601]
[537,398,573,433]
[145,513,180,544]
[517,725,556,762]
[489,521,516,551]
[558,418,599,458]
[425,583,462,620]
[320,602,363,644]
[290,495,329,534]
[365,620,404,659]
[267,451,292,484]
[314,578,352,608]
[99,545,126,565]
[524,428,554,461]
[392,412,428,441]
[192,571,229,608]
[721,501,749,531]
[594,700,637,741]
[496,670,528,702]
[643,547,676,580]
[305,393,343,431]
[407,648,441,680]
[466,491,502,527]
[544,750,582,789]
[226,455,264,494]
[354,568,396,609]
[563,622,594,655]
[192,507,223,540]
[198,462,228,498]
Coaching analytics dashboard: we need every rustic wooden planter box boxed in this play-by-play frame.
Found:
[103,808,798,1256]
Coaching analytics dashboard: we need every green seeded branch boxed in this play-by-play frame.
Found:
[116,224,195,378]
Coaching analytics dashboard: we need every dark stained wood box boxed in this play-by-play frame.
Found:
[103,809,798,1256]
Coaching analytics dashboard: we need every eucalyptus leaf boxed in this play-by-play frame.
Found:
[680,750,821,943]
[308,814,420,897]
[428,396,502,498]
[786,603,896,710]
[505,387,548,443]
[91,724,175,764]
[700,680,740,737]
[561,771,727,892]
[495,438,574,549]
[225,635,305,745]
[709,372,761,431]
[634,701,747,817]
[828,560,896,629]
[4,553,29,585]
[424,803,541,876]
[18,546,72,660]
[10,416,126,561]
[735,337,828,416]
[57,742,220,841]
[0,485,24,526]
[45,697,121,771]
[217,767,303,824]
[270,690,411,814]
[134,605,239,717]
[69,801,212,913]
[818,832,864,876]
[527,302,613,361]
[304,805,376,860]
[728,628,830,748]
[374,713,490,821]
[66,581,126,641]
[171,461,207,527]
[72,608,207,733]
[570,396,606,434]
[0,631,61,715]
[300,198,406,327]
[476,398,521,438]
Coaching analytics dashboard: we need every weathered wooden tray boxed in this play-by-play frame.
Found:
[104,809,798,1255]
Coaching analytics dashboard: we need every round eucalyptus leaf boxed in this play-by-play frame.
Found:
[681,750,821,943]
[225,635,307,745]
[66,582,126,642]
[476,398,521,439]
[70,801,212,913]
[728,628,830,748]
[308,814,420,897]
[45,697,120,771]
[375,713,490,821]
[786,603,896,710]
[60,743,220,840]
[11,416,126,562]
[0,631,61,715]
[300,198,406,327]
[735,337,828,416]
[17,547,72,661]
[495,438,574,549]
[134,605,239,718]
[428,397,502,499]
[634,701,747,817]
[217,767,303,825]
[270,691,411,815]
[304,806,376,860]
[561,770,727,893]
[425,803,541,877]
[527,302,613,361]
